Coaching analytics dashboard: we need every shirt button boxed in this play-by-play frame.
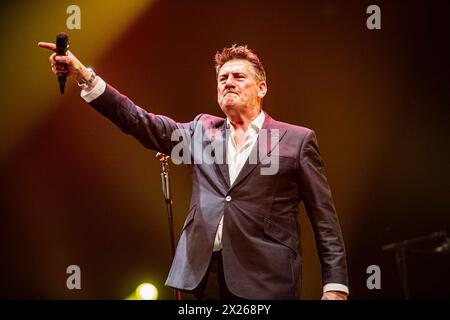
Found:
[225,195,232,202]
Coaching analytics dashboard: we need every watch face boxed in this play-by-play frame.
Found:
[88,72,96,84]
[77,70,96,89]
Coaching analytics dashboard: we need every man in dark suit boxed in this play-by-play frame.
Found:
[39,42,349,300]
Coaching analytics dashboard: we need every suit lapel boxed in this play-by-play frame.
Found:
[229,112,287,190]
[212,121,231,190]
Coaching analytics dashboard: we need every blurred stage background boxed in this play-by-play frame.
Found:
[0,0,449,299]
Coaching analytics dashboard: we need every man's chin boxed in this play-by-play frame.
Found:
[223,95,241,105]
[220,103,239,116]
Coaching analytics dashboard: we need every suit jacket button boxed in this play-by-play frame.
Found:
[225,195,232,202]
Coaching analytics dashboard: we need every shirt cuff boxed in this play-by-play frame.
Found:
[323,283,349,295]
[80,77,106,103]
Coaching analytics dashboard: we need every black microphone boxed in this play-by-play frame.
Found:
[56,32,69,94]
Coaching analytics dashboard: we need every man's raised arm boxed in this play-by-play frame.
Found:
[38,42,195,156]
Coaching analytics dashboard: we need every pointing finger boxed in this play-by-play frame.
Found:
[38,42,57,52]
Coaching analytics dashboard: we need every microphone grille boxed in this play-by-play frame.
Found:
[56,32,69,54]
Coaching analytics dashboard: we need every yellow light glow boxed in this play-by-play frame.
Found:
[136,283,158,300]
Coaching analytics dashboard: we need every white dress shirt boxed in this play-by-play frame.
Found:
[80,78,349,295]
[212,111,266,252]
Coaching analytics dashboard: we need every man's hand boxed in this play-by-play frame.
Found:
[321,291,348,300]
[37,42,97,89]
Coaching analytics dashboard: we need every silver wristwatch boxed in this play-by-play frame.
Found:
[77,68,97,89]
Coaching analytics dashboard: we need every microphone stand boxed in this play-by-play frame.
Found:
[155,152,181,301]
[382,231,448,300]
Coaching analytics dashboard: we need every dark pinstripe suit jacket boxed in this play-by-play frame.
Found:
[89,83,348,299]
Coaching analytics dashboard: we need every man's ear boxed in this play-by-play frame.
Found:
[258,81,267,98]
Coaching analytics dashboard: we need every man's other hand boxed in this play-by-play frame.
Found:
[321,291,348,300]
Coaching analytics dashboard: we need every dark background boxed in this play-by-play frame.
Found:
[0,0,449,299]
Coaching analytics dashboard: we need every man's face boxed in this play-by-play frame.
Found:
[217,59,266,116]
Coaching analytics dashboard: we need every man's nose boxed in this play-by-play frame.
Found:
[224,75,235,88]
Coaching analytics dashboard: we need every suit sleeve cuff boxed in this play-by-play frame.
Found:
[323,283,349,295]
[80,77,106,103]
